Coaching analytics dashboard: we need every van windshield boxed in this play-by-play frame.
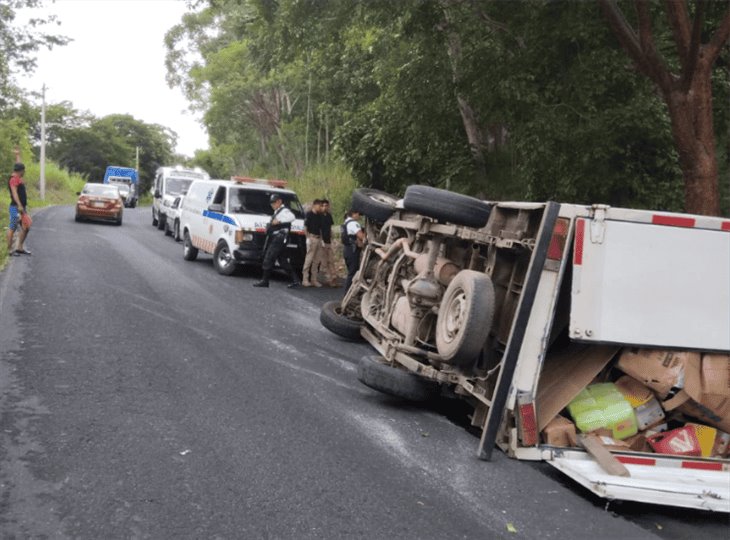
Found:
[167,178,193,195]
[229,188,304,218]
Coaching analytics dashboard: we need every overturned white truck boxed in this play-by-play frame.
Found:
[321,185,730,512]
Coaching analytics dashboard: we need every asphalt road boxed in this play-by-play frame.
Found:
[0,205,726,539]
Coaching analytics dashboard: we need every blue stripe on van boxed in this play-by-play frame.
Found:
[202,210,237,226]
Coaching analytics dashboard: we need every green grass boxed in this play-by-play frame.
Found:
[1,161,86,267]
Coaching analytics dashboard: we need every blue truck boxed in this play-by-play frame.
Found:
[103,166,138,208]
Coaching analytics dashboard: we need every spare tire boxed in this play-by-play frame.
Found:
[320,300,363,341]
[403,185,490,228]
[357,356,439,402]
[351,188,398,223]
[435,270,495,370]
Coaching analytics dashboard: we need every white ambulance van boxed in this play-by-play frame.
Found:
[179,176,306,275]
[152,166,210,230]
[321,185,730,512]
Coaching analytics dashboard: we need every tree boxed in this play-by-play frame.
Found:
[0,0,68,106]
[49,114,175,190]
[600,0,730,216]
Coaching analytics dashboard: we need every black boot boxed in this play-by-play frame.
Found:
[253,270,270,287]
[287,269,301,289]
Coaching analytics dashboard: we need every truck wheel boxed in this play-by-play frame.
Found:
[351,188,398,223]
[152,211,158,227]
[320,300,363,341]
[357,356,439,402]
[403,185,491,228]
[213,241,237,276]
[436,270,495,369]
[183,231,198,261]
[157,214,166,230]
[173,220,181,242]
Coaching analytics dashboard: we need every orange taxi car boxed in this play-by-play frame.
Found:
[75,183,124,225]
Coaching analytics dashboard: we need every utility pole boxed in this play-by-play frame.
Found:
[40,83,47,200]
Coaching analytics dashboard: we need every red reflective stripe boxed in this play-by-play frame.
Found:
[573,219,585,266]
[681,461,724,471]
[652,215,696,228]
[722,222,730,231]
[615,456,656,466]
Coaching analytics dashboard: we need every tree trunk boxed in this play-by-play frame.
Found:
[663,60,719,215]
[439,1,489,189]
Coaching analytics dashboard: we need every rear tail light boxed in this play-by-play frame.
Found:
[546,217,569,261]
[517,395,538,447]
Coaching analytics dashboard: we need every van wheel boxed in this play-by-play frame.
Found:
[357,356,439,402]
[403,185,491,228]
[173,220,181,242]
[183,231,198,261]
[152,212,158,227]
[157,215,166,230]
[164,219,172,236]
[436,270,495,369]
[351,188,398,223]
[213,241,236,276]
[320,300,363,341]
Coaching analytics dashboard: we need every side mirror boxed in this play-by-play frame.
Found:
[154,190,161,198]
[207,203,224,213]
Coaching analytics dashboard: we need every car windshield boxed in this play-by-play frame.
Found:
[167,178,193,195]
[82,184,119,198]
[229,188,304,218]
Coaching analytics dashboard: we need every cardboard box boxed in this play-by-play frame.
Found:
[664,353,730,433]
[616,349,692,399]
[615,374,665,430]
[619,350,730,433]
[536,344,620,431]
[542,415,578,447]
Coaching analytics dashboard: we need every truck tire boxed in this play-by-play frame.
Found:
[173,220,181,242]
[213,241,237,276]
[183,231,198,261]
[320,301,363,341]
[436,270,495,370]
[157,214,166,230]
[357,356,439,402]
[403,185,490,228]
[351,188,398,223]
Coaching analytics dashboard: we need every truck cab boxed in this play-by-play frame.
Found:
[152,166,210,231]
[103,166,138,208]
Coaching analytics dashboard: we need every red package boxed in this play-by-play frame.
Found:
[647,426,702,456]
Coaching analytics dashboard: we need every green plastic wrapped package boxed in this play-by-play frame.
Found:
[567,382,638,440]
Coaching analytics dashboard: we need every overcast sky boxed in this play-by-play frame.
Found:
[17,0,207,157]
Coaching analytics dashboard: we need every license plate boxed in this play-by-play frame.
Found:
[92,201,105,208]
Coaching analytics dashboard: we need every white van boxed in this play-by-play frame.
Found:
[151,166,210,230]
[179,177,306,275]
[322,186,730,512]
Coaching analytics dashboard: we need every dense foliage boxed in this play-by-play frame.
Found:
[167,0,729,214]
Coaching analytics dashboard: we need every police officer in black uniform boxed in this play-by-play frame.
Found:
[253,193,301,288]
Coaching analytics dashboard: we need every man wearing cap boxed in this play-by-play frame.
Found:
[253,193,301,288]
[6,162,32,256]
